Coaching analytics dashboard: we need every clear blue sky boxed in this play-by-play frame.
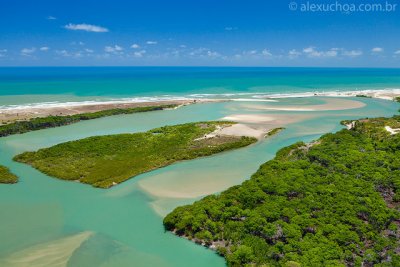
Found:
[0,0,399,66]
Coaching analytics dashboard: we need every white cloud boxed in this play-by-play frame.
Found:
[303,47,338,58]
[56,50,70,57]
[85,48,94,53]
[21,47,36,55]
[325,50,338,57]
[65,23,109,33]
[131,44,140,49]
[207,50,220,58]
[179,45,187,48]
[303,47,315,54]
[71,41,85,46]
[288,49,301,58]
[371,47,384,53]
[189,48,222,59]
[262,49,272,57]
[146,41,157,45]
[393,50,400,57]
[55,50,83,58]
[133,50,146,58]
[0,49,7,58]
[104,45,124,53]
[225,27,238,31]
[40,47,50,51]
[47,16,56,20]
[342,49,363,57]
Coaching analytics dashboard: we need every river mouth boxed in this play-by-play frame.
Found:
[0,97,398,267]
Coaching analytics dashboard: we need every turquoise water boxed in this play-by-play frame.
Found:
[0,68,399,266]
[0,97,399,266]
[1,67,400,106]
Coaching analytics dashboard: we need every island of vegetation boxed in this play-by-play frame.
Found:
[355,94,372,98]
[266,127,285,137]
[14,122,263,188]
[0,104,178,137]
[0,165,18,184]
[395,96,400,103]
[164,116,400,266]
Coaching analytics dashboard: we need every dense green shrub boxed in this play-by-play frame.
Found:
[14,122,259,188]
[0,165,18,184]
[0,104,177,137]
[164,116,400,266]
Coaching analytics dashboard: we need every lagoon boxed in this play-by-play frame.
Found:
[0,96,399,266]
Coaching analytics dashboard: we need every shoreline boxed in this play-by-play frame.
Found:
[1,88,399,125]
[0,99,221,125]
[191,88,400,101]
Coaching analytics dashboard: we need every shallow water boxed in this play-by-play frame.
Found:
[0,97,398,267]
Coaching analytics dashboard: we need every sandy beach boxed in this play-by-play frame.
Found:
[239,97,366,112]
[1,90,399,125]
[0,99,220,125]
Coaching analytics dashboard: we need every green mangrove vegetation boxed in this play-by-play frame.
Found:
[0,165,18,184]
[14,122,258,188]
[266,128,285,137]
[395,96,400,103]
[355,94,372,98]
[0,104,178,137]
[164,116,400,266]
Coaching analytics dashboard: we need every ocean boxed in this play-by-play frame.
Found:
[0,67,399,267]
[1,67,400,108]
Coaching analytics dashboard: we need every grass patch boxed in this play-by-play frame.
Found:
[164,116,400,266]
[0,165,18,184]
[0,104,178,137]
[14,122,257,188]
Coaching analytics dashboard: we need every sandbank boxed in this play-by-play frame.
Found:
[0,99,221,125]
[1,231,92,267]
[239,97,366,112]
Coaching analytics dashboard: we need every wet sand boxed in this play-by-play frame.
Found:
[239,97,366,112]
[1,232,92,267]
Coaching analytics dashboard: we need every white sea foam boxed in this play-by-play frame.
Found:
[0,89,398,112]
[190,88,400,100]
[0,96,191,112]
[262,89,400,99]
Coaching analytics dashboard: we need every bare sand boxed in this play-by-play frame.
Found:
[1,231,92,267]
[195,123,271,140]
[0,99,219,125]
[319,89,400,101]
[223,113,314,125]
[385,126,400,135]
[239,97,366,112]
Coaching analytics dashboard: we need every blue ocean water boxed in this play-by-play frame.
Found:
[0,67,399,266]
[0,67,399,106]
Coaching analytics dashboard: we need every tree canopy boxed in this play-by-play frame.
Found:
[0,104,177,137]
[14,122,258,188]
[0,165,18,184]
[164,116,400,266]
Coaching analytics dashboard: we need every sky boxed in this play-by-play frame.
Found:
[0,0,400,67]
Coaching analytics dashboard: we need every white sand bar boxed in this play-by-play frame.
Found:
[241,98,366,112]
[385,126,400,135]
